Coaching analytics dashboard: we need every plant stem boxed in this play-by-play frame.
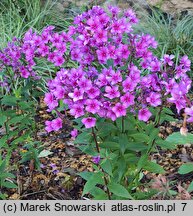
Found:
[155,105,163,127]
[92,127,100,153]
[92,127,111,200]
[122,116,125,133]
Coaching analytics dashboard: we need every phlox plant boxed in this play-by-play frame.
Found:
[0,5,193,200]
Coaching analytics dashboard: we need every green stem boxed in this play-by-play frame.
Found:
[92,127,100,153]
[122,116,125,133]
[92,127,111,200]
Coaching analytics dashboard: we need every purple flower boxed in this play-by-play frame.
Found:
[185,107,193,122]
[122,77,136,92]
[52,169,59,175]
[117,44,130,59]
[71,129,78,138]
[38,45,49,57]
[146,92,161,107]
[44,93,58,110]
[92,155,100,164]
[168,87,187,113]
[68,88,84,102]
[150,60,161,72]
[45,120,53,132]
[85,99,100,114]
[54,86,65,99]
[97,47,109,63]
[108,70,122,85]
[50,163,57,169]
[78,77,92,91]
[162,54,174,66]
[138,108,152,122]
[51,118,63,131]
[87,18,100,31]
[86,87,100,99]
[180,55,191,69]
[104,86,120,100]
[111,20,123,34]
[70,104,84,118]
[121,93,135,108]
[82,117,96,128]
[71,48,83,62]
[95,29,107,43]
[54,55,65,66]
[112,103,127,118]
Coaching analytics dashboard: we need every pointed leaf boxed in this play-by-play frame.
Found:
[100,159,113,176]
[187,181,193,193]
[108,182,133,199]
[166,132,193,145]
[82,172,104,196]
[144,161,165,174]
[178,163,193,174]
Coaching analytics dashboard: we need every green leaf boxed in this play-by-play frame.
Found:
[119,134,128,154]
[166,132,193,145]
[78,172,93,181]
[0,193,7,200]
[8,116,25,125]
[163,107,175,115]
[82,172,104,196]
[126,142,148,152]
[0,115,7,126]
[145,124,155,135]
[116,156,126,181]
[124,153,139,164]
[0,136,7,148]
[158,107,176,124]
[2,110,16,118]
[169,190,178,196]
[97,122,117,137]
[0,160,6,172]
[1,96,19,106]
[187,181,193,192]
[100,141,119,150]
[100,159,113,176]
[178,163,193,174]
[1,181,17,189]
[137,155,148,170]
[143,161,165,174]
[74,132,92,144]
[129,133,150,142]
[108,182,133,199]
[10,134,29,145]
[38,150,53,158]
[160,114,176,124]
[90,186,108,200]
[149,128,159,140]
[156,139,176,149]
[0,173,15,179]
[18,101,32,110]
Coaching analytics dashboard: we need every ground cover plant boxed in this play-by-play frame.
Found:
[0,2,193,200]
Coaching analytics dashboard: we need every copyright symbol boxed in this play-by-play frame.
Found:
[3,203,16,213]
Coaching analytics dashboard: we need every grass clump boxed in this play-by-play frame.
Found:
[135,8,193,63]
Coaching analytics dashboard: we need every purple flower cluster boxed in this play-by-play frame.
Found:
[0,5,192,131]
[0,25,70,79]
[43,6,192,130]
